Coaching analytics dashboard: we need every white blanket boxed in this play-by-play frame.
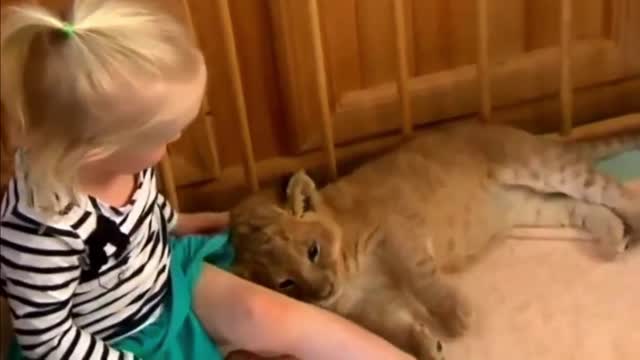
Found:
[444,181,640,360]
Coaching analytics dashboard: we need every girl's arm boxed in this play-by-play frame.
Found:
[156,191,229,236]
[194,265,415,360]
[0,223,135,360]
[174,211,229,235]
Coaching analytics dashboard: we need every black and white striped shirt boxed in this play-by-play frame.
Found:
[0,164,176,359]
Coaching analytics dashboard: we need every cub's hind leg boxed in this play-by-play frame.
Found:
[493,147,639,244]
[509,190,628,258]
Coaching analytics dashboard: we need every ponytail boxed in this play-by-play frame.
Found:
[1,4,65,131]
[0,0,199,216]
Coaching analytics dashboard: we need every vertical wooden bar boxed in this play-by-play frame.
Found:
[179,0,222,177]
[560,0,574,135]
[216,0,259,191]
[159,157,180,211]
[392,0,413,136]
[476,0,492,123]
[151,0,222,211]
[308,0,338,180]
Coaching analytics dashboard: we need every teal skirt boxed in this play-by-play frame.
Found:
[8,233,234,360]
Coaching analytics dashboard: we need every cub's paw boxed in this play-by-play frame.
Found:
[411,323,446,360]
[433,290,472,338]
[581,204,630,259]
[621,194,640,247]
[597,220,631,259]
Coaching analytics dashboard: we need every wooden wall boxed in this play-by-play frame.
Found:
[176,0,640,211]
[1,0,639,212]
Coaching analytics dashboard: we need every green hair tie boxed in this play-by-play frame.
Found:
[61,22,76,38]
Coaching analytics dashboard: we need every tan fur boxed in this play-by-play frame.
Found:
[230,122,640,360]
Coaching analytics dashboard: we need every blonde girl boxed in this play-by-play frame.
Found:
[0,0,413,359]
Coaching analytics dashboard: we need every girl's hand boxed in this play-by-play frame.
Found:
[174,211,230,235]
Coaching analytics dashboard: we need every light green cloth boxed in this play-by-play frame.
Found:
[596,150,640,182]
[9,233,234,360]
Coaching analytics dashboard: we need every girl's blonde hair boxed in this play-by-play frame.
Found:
[1,0,201,215]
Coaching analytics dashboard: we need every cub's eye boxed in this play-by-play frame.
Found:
[278,279,296,290]
[307,241,320,263]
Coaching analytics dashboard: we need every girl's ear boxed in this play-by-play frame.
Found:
[82,146,115,163]
[285,170,320,217]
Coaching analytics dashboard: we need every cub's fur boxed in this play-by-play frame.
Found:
[230,121,640,360]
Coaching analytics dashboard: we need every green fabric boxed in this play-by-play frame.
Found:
[596,150,640,182]
[8,232,234,360]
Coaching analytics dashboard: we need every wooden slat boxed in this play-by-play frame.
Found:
[548,113,640,142]
[392,0,413,136]
[215,0,259,191]
[308,0,338,180]
[476,0,492,123]
[178,0,221,177]
[159,157,179,210]
[560,0,574,135]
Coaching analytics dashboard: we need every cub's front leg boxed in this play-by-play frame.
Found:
[344,290,445,360]
[380,219,472,338]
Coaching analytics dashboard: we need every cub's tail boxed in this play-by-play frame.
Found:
[571,131,640,161]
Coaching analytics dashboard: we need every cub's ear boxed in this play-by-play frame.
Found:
[285,170,320,217]
[229,192,288,245]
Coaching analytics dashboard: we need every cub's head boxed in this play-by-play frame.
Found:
[230,171,343,303]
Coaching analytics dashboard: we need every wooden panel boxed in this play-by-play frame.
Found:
[356,0,408,87]
[573,0,607,40]
[526,0,609,50]
[613,0,640,73]
[488,0,526,63]
[449,0,478,67]
[216,0,259,191]
[412,0,525,74]
[185,0,289,180]
[270,0,328,151]
[318,0,362,103]
[412,0,452,75]
[163,0,221,188]
[178,77,640,212]
[270,0,635,150]
[2,0,639,207]
[332,39,626,144]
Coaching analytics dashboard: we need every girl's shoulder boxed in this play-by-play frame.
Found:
[1,174,92,242]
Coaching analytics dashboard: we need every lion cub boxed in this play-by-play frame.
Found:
[230,121,640,360]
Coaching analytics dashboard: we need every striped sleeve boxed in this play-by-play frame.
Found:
[156,193,177,232]
[150,169,177,232]
[0,221,136,360]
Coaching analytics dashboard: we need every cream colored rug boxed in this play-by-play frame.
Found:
[444,181,640,360]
